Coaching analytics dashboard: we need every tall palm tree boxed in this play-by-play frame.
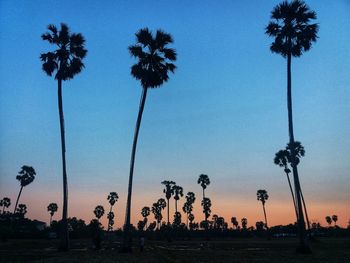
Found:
[201,197,212,230]
[257,190,269,229]
[1,198,11,214]
[197,174,210,200]
[94,205,105,221]
[332,215,338,227]
[172,185,183,214]
[151,198,167,229]
[41,23,87,251]
[47,203,58,226]
[14,166,36,213]
[161,180,175,224]
[124,28,177,248]
[141,206,150,228]
[107,192,119,231]
[182,192,196,228]
[266,0,318,252]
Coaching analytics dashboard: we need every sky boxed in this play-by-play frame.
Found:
[0,0,349,229]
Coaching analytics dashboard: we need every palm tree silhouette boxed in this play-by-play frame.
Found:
[14,166,36,213]
[201,197,212,230]
[172,185,183,214]
[16,204,27,217]
[325,216,332,227]
[231,217,238,230]
[241,218,248,230]
[182,192,196,228]
[161,180,175,224]
[257,190,269,229]
[141,206,150,229]
[107,192,119,231]
[124,28,177,247]
[198,174,210,226]
[332,215,338,227]
[41,23,87,251]
[94,205,105,221]
[266,0,318,252]
[47,203,58,226]
[188,213,195,230]
[151,198,167,229]
[1,197,11,214]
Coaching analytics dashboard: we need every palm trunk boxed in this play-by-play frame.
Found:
[167,198,170,225]
[58,78,69,251]
[187,214,189,229]
[50,214,53,226]
[175,200,178,214]
[202,188,207,228]
[14,186,23,213]
[123,87,148,250]
[285,169,298,218]
[262,203,268,229]
[108,205,113,231]
[287,52,309,253]
[300,188,311,231]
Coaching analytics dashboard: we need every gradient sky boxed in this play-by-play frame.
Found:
[0,0,349,229]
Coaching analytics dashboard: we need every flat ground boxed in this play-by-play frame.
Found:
[1,237,349,262]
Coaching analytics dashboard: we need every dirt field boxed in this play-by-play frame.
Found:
[1,237,349,262]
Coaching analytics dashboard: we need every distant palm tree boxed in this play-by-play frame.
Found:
[41,23,87,251]
[332,215,338,227]
[1,198,11,214]
[16,204,27,217]
[198,174,210,225]
[151,198,167,229]
[182,192,196,228]
[325,216,332,227]
[107,192,119,231]
[241,218,248,230]
[94,205,105,221]
[14,165,36,213]
[201,197,212,229]
[172,185,183,214]
[124,28,177,246]
[257,190,269,229]
[141,206,150,229]
[47,203,58,226]
[266,0,318,252]
[161,180,175,224]
[231,217,238,230]
[188,213,195,230]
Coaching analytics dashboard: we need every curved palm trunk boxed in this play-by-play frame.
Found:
[123,87,148,250]
[14,186,23,213]
[285,170,298,218]
[58,79,69,251]
[262,203,268,229]
[300,188,311,232]
[287,52,309,252]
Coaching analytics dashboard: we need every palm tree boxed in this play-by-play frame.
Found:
[332,215,338,227]
[201,197,212,230]
[1,198,11,214]
[231,217,238,230]
[266,0,318,252]
[257,190,269,229]
[123,28,177,247]
[151,198,167,229]
[47,203,58,226]
[161,180,175,224]
[241,218,248,230]
[14,165,36,213]
[16,204,27,217]
[141,206,150,229]
[107,192,119,231]
[182,192,196,228]
[94,205,105,221]
[41,23,87,251]
[325,216,332,227]
[172,185,183,214]
[197,174,210,200]
[188,213,195,230]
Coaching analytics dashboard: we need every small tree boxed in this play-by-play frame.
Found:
[325,216,332,227]
[332,215,338,227]
[16,204,27,218]
[47,203,58,226]
[94,205,105,221]
[14,166,36,213]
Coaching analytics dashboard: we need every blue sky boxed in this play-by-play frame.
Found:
[0,0,349,227]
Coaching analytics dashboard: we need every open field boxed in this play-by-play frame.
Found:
[1,237,349,262]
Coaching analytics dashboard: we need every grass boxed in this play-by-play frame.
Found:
[1,237,349,262]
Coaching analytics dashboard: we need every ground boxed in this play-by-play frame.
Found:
[1,237,349,262]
